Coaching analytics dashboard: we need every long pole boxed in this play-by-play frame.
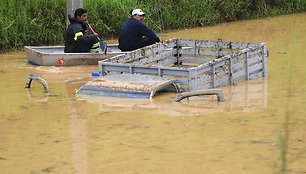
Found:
[67,0,83,26]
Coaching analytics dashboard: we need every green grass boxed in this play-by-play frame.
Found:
[0,0,66,51]
[1,0,306,52]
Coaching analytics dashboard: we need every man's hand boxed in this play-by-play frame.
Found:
[93,32,99,36]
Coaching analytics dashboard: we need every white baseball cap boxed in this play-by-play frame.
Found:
[132,9,145,16]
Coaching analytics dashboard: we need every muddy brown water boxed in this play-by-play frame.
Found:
[1,13,306,174]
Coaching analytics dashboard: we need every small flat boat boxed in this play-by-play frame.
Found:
[24,44,124,66]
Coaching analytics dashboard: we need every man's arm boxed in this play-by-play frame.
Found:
[138,23,160,42]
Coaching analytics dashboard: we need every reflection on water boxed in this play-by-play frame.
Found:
[24,65,95,83]
[1,13,306,174]
[25,89,49,102]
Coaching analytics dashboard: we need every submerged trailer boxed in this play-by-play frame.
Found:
[77,38,268,99]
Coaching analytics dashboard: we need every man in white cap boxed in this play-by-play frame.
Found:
[118,9,160,52]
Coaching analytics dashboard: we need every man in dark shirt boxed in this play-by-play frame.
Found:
[64,8,100,53]
[118,9,160,52]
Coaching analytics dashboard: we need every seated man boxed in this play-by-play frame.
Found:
[64,8,100,53]
[118,9,160,52]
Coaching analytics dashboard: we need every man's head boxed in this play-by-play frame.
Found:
[74,8,88,23]
[131,9,145,21]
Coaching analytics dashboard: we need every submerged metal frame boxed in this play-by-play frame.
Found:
[25,74,50,94]
[98,38,268,92]
[149,79,180,99]
[173,89,225,102]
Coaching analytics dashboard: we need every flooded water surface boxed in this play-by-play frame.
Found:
[1,13,306,174]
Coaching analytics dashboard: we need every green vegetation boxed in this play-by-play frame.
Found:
[0,0,306,52]
[0,0,66,51]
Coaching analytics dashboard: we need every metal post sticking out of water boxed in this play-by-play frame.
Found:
[67,0,83,26]
[25,74,50,94]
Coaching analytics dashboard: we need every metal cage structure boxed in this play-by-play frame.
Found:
[98,39,268,92]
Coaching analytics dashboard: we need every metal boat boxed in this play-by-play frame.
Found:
[24,44,124,66]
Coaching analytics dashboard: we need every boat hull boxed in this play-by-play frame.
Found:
[24,45,124,66]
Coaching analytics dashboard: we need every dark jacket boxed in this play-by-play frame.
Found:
[64,16,97,53]
[118,18,160,51]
